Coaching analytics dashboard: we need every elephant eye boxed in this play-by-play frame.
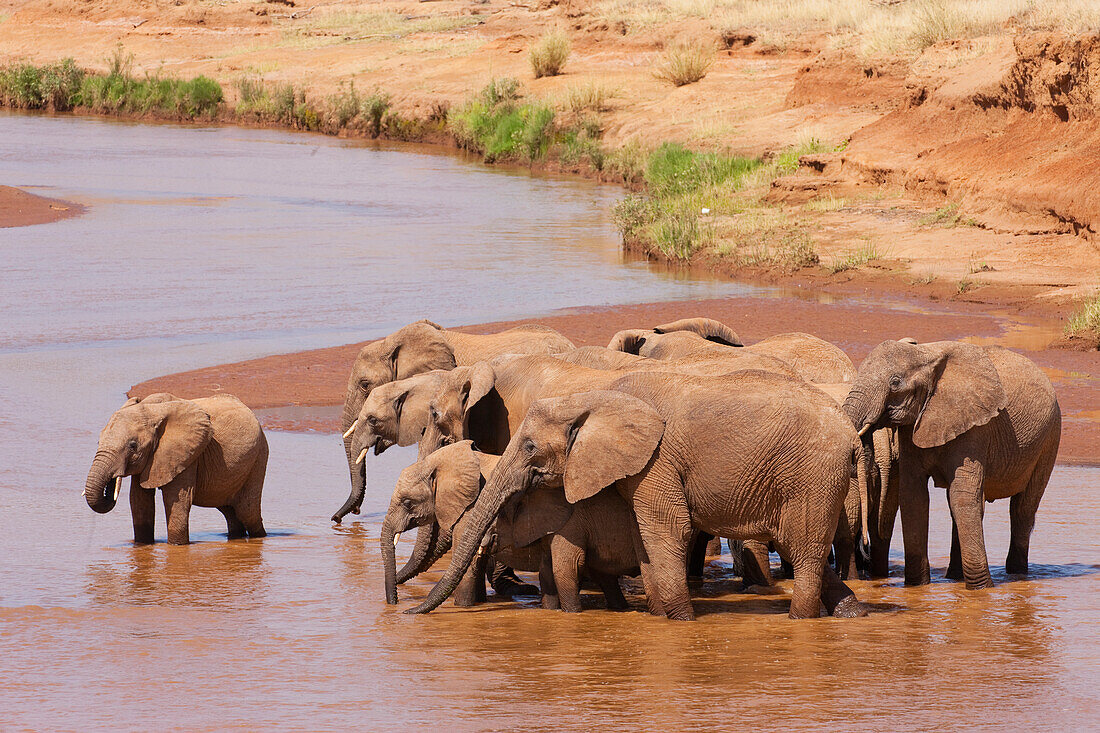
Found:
[127,439,138,452]
[359,379,371,392]
[429,406,439,422]
[889,376,902,391]
[523,439,536,455]
[401,498,414,510]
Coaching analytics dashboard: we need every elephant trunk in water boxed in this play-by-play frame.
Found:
[406,449,524,614]
[85,452,121,514]
[331,438,370,523]
[396,524,448,584]
[336,394,362,520]
[380,516,402,605]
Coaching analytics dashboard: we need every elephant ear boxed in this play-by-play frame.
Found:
[123,392,179,408]
[461,361,496,416]
[393,372,447,447]
[432,441,485,532]
[555,390,664,504]
[913,342,1006,449]
[508,485,574,548]
[387,321,457,380]
[653,317,742,346]
[140,400,213,489]
[606,329,650,355]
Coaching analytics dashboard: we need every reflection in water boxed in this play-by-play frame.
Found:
[0,114,1097,730]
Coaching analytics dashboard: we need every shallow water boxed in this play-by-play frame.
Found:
[2,114,1098,731]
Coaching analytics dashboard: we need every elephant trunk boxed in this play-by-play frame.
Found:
[406,452,523,614]
[381,516,402,605]
[842,382,885,435]
[396,523,446,584]
[332,436,371,523]
[340,388,362,492]
[85,452,121,514]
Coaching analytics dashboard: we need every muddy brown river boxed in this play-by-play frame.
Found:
[1,113,1097,731]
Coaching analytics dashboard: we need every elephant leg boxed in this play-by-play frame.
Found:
[629,468,695,620]
[590,570,629,611]
[487,562,539,598]
[234,449,267,539]
[1006,452,1053,575]
[687,531,712,581]
[820,564,867,618]
[219,505,247,540]
[785,547,826,619]
[726,539,745,578]
[161,480,194,546]
[780,557,795,580]
[947,459,993,590]
[454,550,489,607]
[539,549,560,611]
[550,534,585,613]
[868,532,891,579]
[740,540,773,587]
[832,515,856,581]
[629,521,666,617]
[129,481,155,545]
[706,536,723,557]
[946,519,963,581]
[899,466,932,586]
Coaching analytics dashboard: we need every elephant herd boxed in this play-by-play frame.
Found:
[84,317,1062,620]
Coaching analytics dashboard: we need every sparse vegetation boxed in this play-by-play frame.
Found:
[827,241,879,273]
[910,271,938,285]
[737,231,819,271]
[805,194,848,212]
[919,202,978,227]
[653,40,715,87]
[563,82,615,114]
[956,277,974,294]
[530,30,571,78]
[1065,295,1100,336]
[281,10,481,45]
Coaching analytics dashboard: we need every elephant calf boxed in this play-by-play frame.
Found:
[382,441,638,612]
[84,393,268,545]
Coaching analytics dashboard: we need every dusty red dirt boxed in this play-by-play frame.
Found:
[132,282,1100,465]
[0,185,82,227]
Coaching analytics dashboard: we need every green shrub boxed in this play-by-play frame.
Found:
[644,142,759,197]
[0,59,84,110]
[530,30,571,79]
[449,79,558,162]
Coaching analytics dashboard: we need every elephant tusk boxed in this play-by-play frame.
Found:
[393,532,401,547]
[857,424,871,437]
[355,448,368,465]
[112,476,122,501]
[342,420,358,440]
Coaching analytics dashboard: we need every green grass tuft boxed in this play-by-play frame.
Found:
[448,78,562,162]
[1065,295,1100,336]
[827,241,879,273]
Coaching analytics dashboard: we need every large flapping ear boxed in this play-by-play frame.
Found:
[391,372,448,447]
[912,342,1006,449]
[551,390,665,504]
[431,442,485,532]
[653,317,742,346]
[606,329,651,355]
[140,400,212,488]
[387,321,457,380]
[461,361,496,416]
[508,485,574,548]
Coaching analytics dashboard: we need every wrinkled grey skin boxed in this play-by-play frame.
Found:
[382,442,637,611]
[85,393,267,545]
[340,320,573,516]
[408,372,868,621]
[844,340,1061,589]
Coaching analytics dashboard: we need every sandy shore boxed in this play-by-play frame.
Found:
[132,284,1100,465]
[0,185,82,227]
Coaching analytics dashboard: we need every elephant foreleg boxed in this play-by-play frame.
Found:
[946,458,992,589]
[946,519,963,581]
[161,478,194,546]
[687,531,712,581]
[219,505,248,540]
[129,479,155,545]
[538,545,560,611]
[740,540,773,588]
[628,521,665,617]
[453,551,489,607]
[820,564,867,618]
[590,570,629,611]
[899,451,932,586]
[550,534,585,613]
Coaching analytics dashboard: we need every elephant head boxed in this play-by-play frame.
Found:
[406,389,664,614]
[607,319,742,360]
[85,393,211,514]
[340,321,457,494]
[380,441,491,604]
[418,362,498,459]
[843,340,1006,449]
[332,370,449,523]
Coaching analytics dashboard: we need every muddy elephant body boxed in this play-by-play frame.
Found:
[85,393,268,545]
[844,340,1061,588]
[410,371,867,621]
[381,442,637,611]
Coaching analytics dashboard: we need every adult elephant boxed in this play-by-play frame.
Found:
[85,393,268,545]
[608,318,854,384]
[340,320,573,497]
[843,340,1061,589]
[407,371,868,620]
[382,442,636,611]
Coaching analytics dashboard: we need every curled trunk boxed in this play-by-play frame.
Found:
[396,524,449,584]
[85,453,119,514]
[336,395,361,520]
[331,449,367,523]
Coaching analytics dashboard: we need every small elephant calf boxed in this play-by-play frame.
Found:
[84,392,268,545]
[382,441,638,612]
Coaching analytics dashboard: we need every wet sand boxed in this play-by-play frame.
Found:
[0,184,82,227]
[134,287,1100,465]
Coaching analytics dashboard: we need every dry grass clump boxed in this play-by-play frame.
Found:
[1066,295,1100,337]
[530,30,571,78]
[653,40,715,87]
[564,81,615,113]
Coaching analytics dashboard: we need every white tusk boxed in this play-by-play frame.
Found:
[355,448,368,465]
[393,532,401,547]
[342,420,358,440]
[112,476,122,501]
[857,424,871,437]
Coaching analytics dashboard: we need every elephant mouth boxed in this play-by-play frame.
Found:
[87,476,124,514]
[374,438,394,455]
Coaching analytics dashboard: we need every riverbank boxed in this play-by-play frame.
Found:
[131,285,1100,465]
[0,184,82,227]
[2,1,1099,341]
